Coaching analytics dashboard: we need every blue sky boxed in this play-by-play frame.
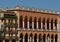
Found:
[0,0,60,11]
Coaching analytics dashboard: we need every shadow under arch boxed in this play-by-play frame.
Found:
[20,33,23,42]
[19,15,23,28]
[38,17,41,29]
[47,18,49,30]
[42,18,45,29]
[51,34,54,42]
[29,33,33,42]
[34,33,37,42]
[39,34,42,42]
[25,33,28,42]
[24,16,28,29]
[29,16,32,29]
[47,34,50,42]
[43,34,46,42]
[51,19,53,30]
[5,39,9,42]
[55,34,58,42]
[34,17,37,29]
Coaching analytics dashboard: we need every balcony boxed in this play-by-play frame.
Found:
[0,33,4,39]
[11,36,18,40]
[12,24,18,28]
[4,22,18,28]
[4,36,9,39]
[4,14,17,19]
[10,30,18,34]
[0,25,4,32]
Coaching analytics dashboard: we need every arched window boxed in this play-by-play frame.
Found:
[47,34,50,42]
[55,34,58,42]
[55,19,57,30]
[24,16,28,29]
[47,18,49,30]
[43,18,45,29]
[43,34,46,42]
[38,17,41,29]
[51,19,53,30]
[25,33,28,42]
[51,34,54,42]
[34,33,37,42]
[19,16,23,28]
[20,33,23,42]
[34,17,37,29]
[29,33,33,42]
[29,17,32,29]
[39,34,42,42]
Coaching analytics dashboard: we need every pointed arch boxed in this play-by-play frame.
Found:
[55,34,58,42]
[43,34,46,42]
[34,33,37,42]
[39,34,42,42]
[51,19,53,30]
[19,15,23,28]
[43,18,45,29]
[55,19,57,30]
[20,33,23,42]
[24,16,28,29]
[51,34,54,42]
[47,34,50,42]
[29,33,33,42]
[47,18,49,30]
[29,16,32,29]
[25,33,28,42]
[34,17,37,29]
[38,17,41,29]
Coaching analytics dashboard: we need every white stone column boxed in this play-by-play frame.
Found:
[3,40,5,42]
[50,37,51,42]
[33,38,34,42]
[30,37,32,42]
[37,38,39,42]
[32,22,34,30]
[45,22,47,30]
[46,38,47,42]
[41,22,43,31]
[53,23,55,31]
[53,38,55,42]
[17,32,20,42]
[28,37,29,42]
[47,37,50,42]
[27,21,29,30]
[23,37,25,42]
[23,21,25,29]
[37,22,38,30]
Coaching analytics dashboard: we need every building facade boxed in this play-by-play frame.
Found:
[0,6,60,42]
